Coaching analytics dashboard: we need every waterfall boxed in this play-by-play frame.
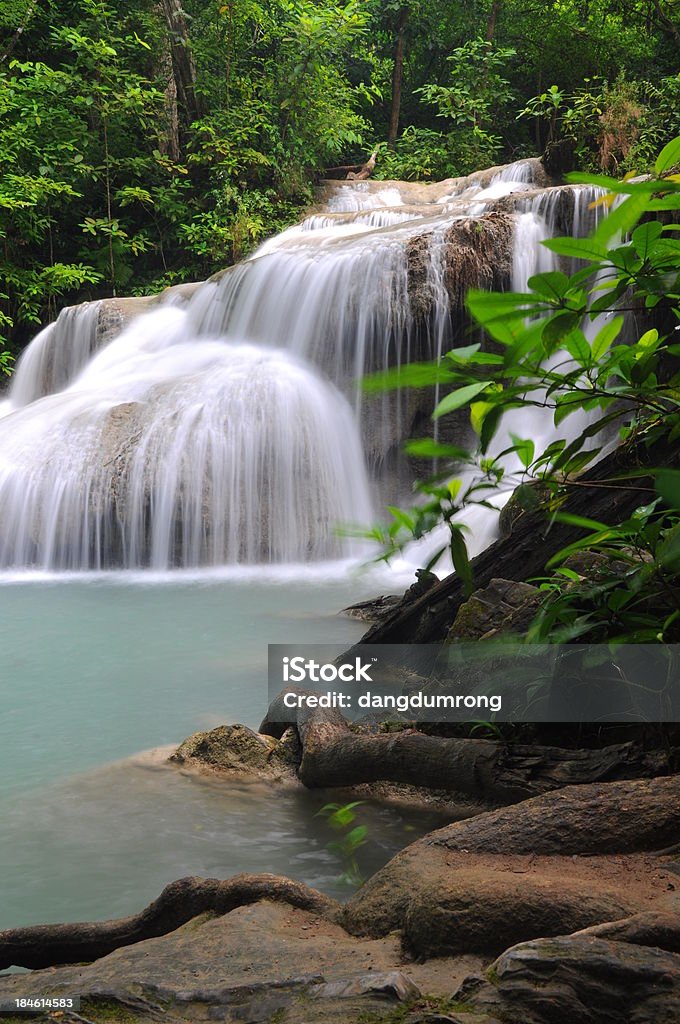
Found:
[0,157,617,571]
[8,300,101,409]
[0,308,372,570]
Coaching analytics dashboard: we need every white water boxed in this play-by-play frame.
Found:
[0,157,612,572]
[8,300,101,408]
[0,312,372,570]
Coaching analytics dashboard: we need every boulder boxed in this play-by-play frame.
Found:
[461,933,680,1024]
[170,723,296,780]
[344,776,680,939]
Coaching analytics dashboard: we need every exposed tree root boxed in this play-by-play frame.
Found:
[260,690,672,803]
[0,873,340,971]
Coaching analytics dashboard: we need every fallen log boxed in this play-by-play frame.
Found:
[347,148,378,180]
[356,432,680,646]
[0,874,340,971]
[259,689,672,803]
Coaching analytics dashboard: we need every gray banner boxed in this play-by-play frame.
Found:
[267,643,680,723]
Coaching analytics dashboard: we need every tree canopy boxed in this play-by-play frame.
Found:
[0,0,678,352]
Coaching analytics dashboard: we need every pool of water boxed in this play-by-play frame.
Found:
[0,563,444,932]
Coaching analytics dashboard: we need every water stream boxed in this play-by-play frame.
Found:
[0,157,612,936]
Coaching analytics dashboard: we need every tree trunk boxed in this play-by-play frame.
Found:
[259,690,672,804]
[356,432,680,647]
[387,8,409,149]
[486,0,501,41]
[160,0,201,128]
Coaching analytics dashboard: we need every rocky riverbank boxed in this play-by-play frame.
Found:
[0,771,678,1023]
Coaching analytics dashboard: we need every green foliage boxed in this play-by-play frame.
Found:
[529,505,680,643]
[0,0,375,352]
[1,0,679,369]
[317,800,368,886]
[416,38,515,174]
[364,137,680,641]
[519,73,680,173]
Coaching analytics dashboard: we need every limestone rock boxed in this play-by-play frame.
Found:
[171,724,278,775]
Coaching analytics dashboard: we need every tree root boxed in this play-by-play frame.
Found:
[260,689,673,803]
[0,873,340,971]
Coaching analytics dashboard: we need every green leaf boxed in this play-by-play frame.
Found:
[656,469,680,510]
[564,328,591,366]
[631,221,663,258]
[554,394,582,426]
[479,404,504,452]
[467,289,535,322]
[592,192,651,246]
[446,343,481,362]
[404,439,471,460]
[363,361,451,393]
[542,312,580,345]
[542,236,607,261]
[509,433,535,469]
[637,328,659,351]
[591,316,624,360]
[433,381,493,420]
[527,270,570,301]
[450,527,474,598]
[561,447,602,474]
[655,136,680,175]
[387,506,414,532]
[657,523,680,571]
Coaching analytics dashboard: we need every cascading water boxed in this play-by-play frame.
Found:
[0,308,372,570]
[7,299,101,409]
[0,156,618,571]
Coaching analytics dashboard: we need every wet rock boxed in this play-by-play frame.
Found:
[0,902,474,1024]
[343,593,404,623]
[310,970,420,1001]
[344,776,680,939]
[498,481,553,538]
[406,213,514,321]
[344,570,440,624]
[96,296,160,346]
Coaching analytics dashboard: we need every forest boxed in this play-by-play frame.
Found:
[1,0,679,354]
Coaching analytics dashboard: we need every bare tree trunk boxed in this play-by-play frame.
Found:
[387,7,409,149]
[161,0,201,128]
[0,0,39,64]
[153,3,181,160]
